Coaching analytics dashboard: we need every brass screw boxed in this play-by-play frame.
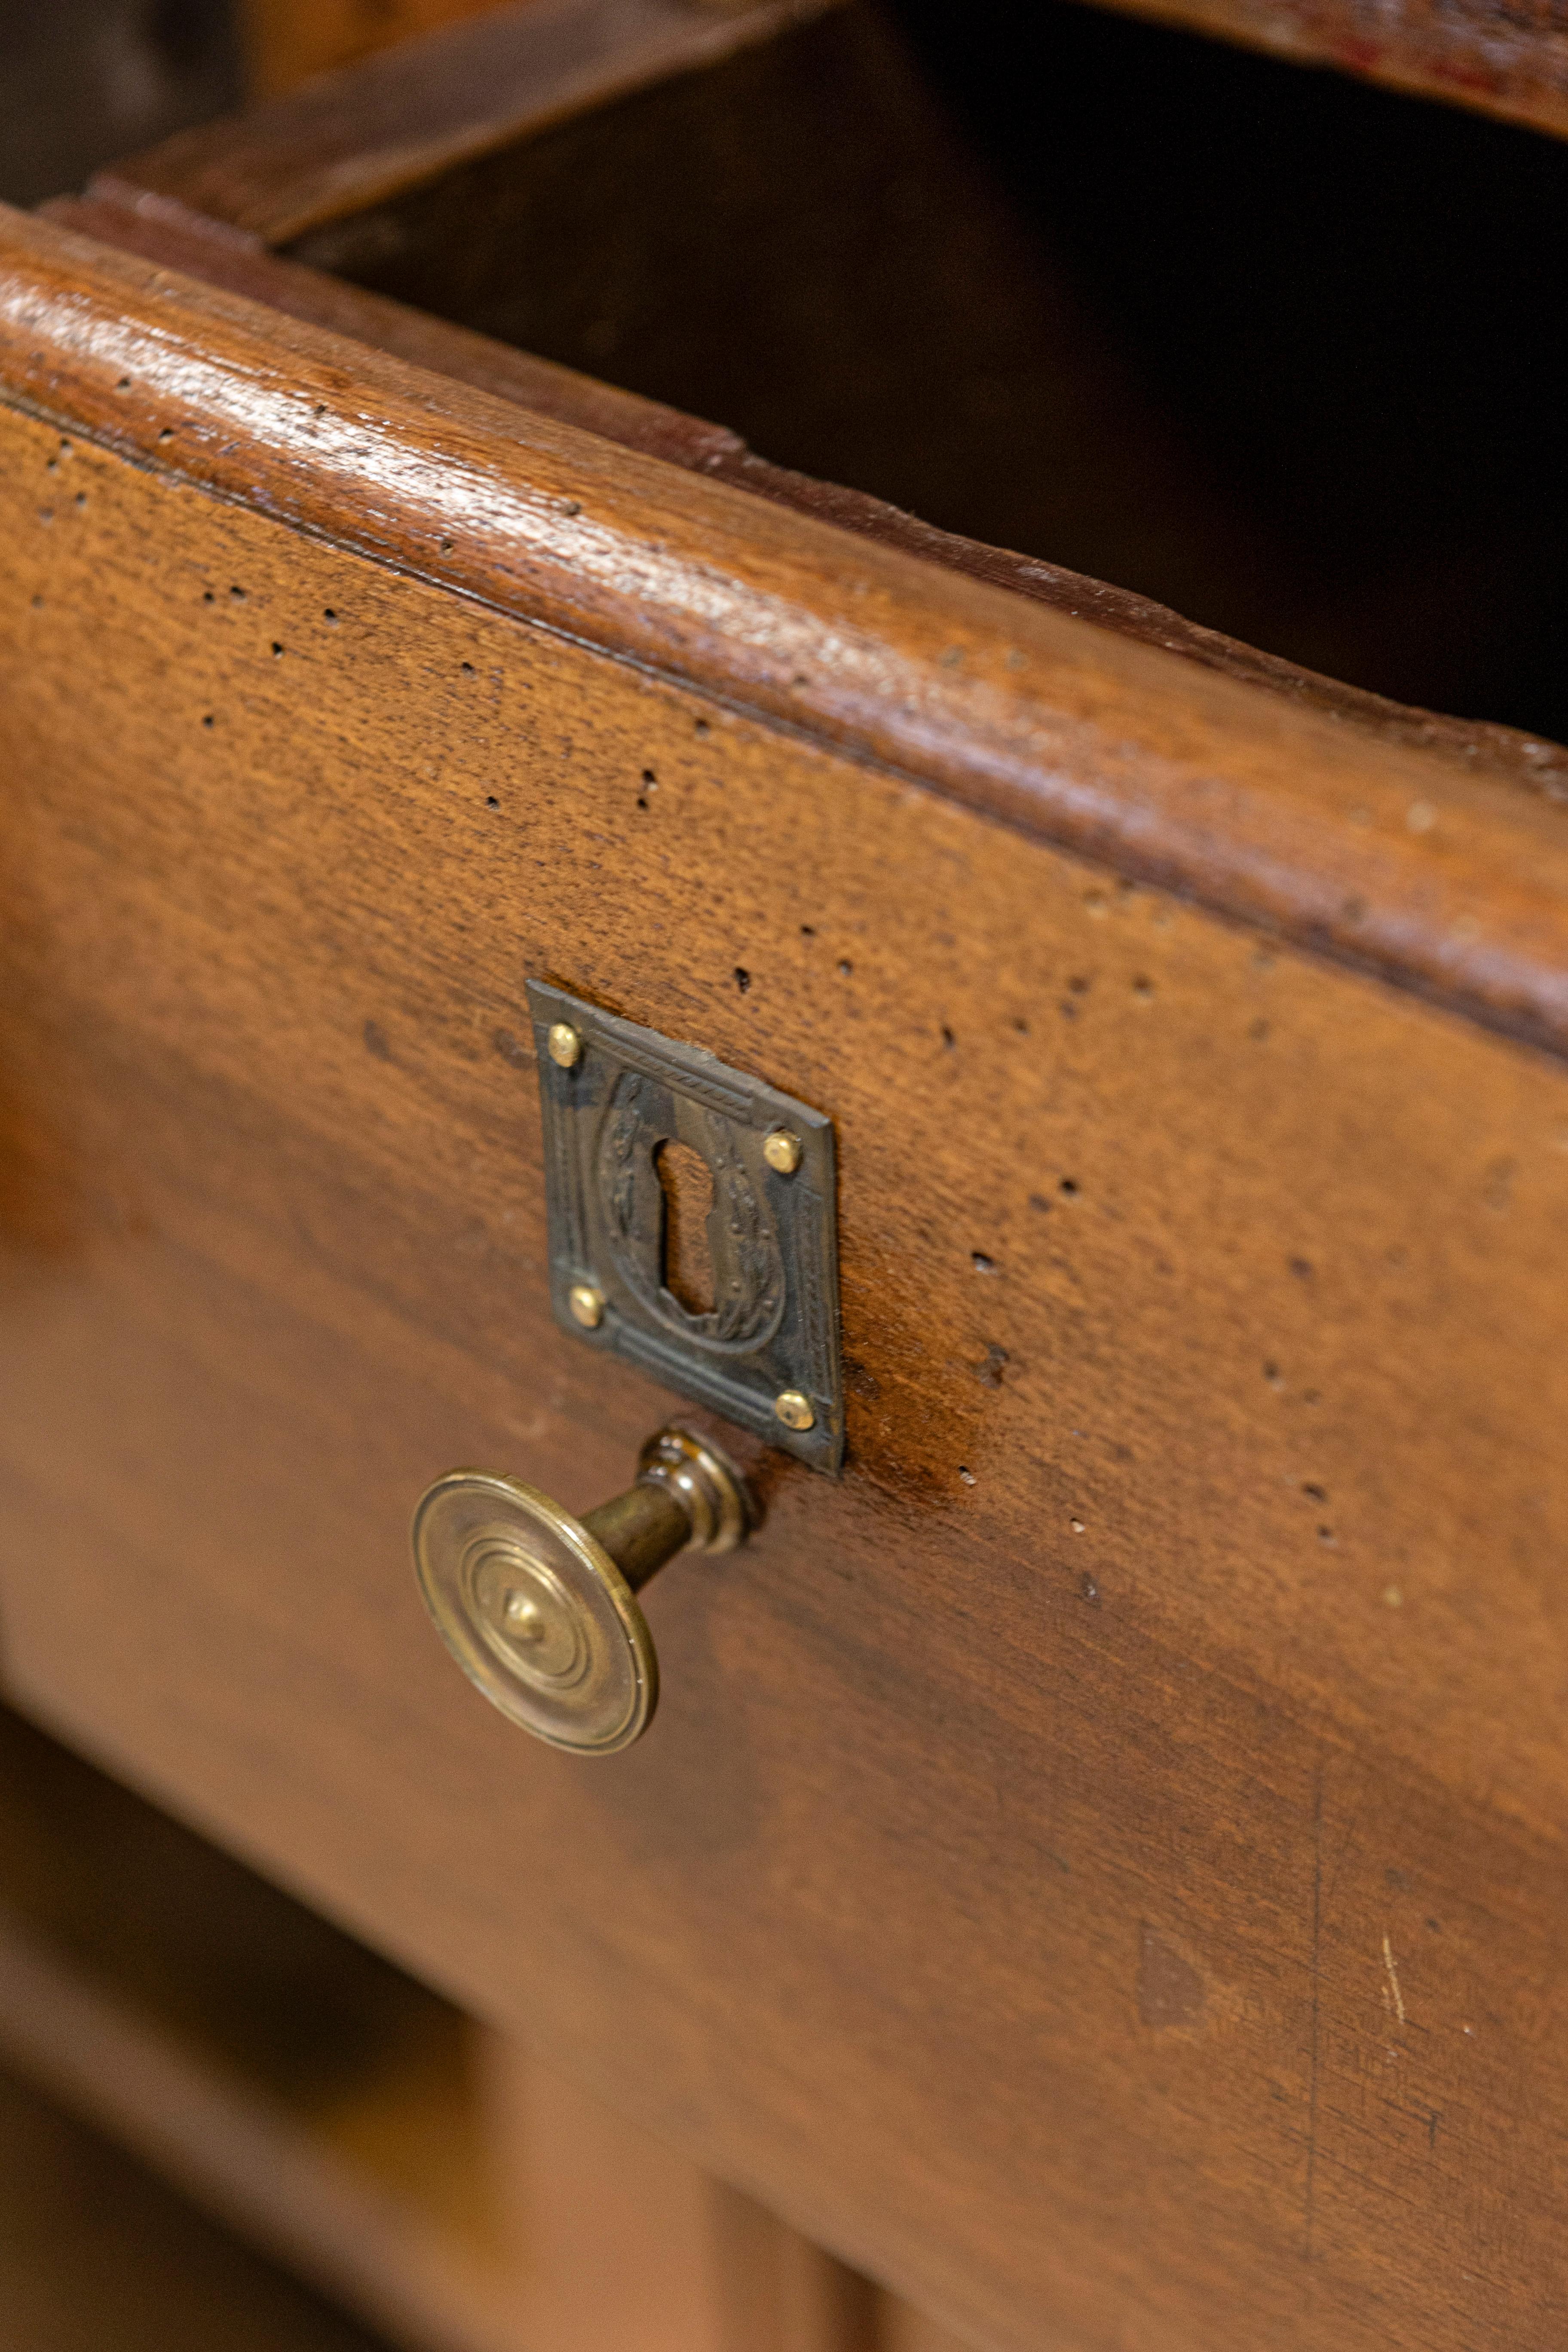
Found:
[773,1388,815,1432]
[548,1022,583,1070]
[569,1283,605,1329]
[763,1128,803,1176]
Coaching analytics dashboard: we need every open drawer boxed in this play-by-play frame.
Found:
[3,5,1568,2349]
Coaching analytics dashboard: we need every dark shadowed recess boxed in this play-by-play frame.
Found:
[289,0,1568,743]
[0,0,239,210]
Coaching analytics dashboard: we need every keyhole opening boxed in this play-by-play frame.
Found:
[655,1139,717,1316]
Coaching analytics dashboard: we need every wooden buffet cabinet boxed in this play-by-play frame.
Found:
[2,3,1568,2346]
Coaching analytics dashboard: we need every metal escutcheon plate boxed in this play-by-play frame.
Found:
[411,1470,658,1754]
[526,979,844,1472]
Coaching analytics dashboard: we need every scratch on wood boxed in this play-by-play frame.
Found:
[1382,1932,1406,2025]
[1305,1756,1324,2272]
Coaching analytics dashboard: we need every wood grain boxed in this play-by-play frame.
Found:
[4,205,1568,1066]
[104,0,842,245]
[2,323,1568,2349]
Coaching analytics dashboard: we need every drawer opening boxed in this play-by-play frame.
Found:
[0,1700,511,2344]
[286,0,1568,746]
[0,1702,951,2349]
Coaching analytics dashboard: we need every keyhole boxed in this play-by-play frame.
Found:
[655,1139,717,1315]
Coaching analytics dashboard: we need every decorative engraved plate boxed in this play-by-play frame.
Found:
[526,980,844,1473]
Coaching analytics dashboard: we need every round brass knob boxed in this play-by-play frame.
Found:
[410,1427,751,1755]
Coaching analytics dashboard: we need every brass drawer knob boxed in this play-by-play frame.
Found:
[410,1428,751,1755]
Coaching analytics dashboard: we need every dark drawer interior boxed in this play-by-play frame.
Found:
[286,0,1568,744]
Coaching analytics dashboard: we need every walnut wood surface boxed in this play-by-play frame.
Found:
[2,208,1568,2352]
[5,206,1568,1063]
[106,0,841,245]
[878,2315,972,2352]
[481,2035,882,2351]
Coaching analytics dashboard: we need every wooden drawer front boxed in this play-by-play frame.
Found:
[3,207,1568,2352]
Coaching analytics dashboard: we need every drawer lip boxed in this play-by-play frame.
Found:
[43,182,1562,825]
[4,199,1568,1066]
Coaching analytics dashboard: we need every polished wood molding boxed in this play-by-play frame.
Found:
[40,192,747,474]
[4,200,1568,1063]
